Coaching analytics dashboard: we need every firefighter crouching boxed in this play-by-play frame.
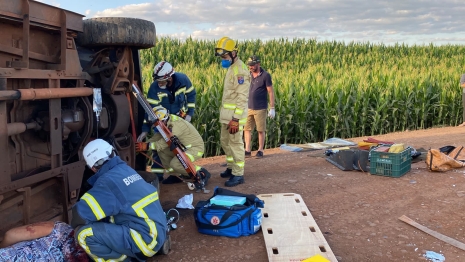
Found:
[137,61,197,183]
[142,106,211,186]
[71,139,168,261]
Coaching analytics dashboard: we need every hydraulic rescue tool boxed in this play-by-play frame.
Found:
[131,84,210,193]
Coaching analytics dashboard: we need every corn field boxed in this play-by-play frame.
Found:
[139,37,465,157]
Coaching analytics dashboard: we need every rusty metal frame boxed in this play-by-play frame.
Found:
[49,79,62,169]
[16,187,31,224]
[0,160,85,195]
[0,0,84,32]
[0,88,93,101]
[0,78,9,185]
[0,68,88,79]
[57,175,69,223]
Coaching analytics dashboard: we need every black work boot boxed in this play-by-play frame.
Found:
[197,168,211,186]
[225,175,244,187]
[162,175,182,184]
[220,168,232,178]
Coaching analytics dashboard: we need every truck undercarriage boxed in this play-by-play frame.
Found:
[0,0,156,237]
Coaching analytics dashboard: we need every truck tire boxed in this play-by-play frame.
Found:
[77,17,156,49]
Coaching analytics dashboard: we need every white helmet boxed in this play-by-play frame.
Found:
[153,61,175,82]
[83,139,114,168]
[153,106,169,122]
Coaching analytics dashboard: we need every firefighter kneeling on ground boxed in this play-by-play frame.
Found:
[71,139,168,262]
[137,106,211,187]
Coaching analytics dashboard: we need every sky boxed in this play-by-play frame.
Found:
[36,0,465,46]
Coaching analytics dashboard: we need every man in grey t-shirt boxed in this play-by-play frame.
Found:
[244,55,276,158]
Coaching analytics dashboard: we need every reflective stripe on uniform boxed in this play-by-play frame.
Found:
[157,93,168,100]
[109,216,115,224]
[236,161,245,168]
[187,103,195,108]
[81,193,106,220]
[150,142,157,150]
[167,168,174,173]
[186,153,195,162]
[197,151,204,157]
[78,228,127,262]
[113,254,128,261]
[151,168,164,173]
[226,156,234,163]
[171,115,180,121]
[195,165,201,171]
[223,104,236,110]
[233,66,239,75]
[239,118,247,125]
[175,87,186,96]
[147,98,160,105]
[185,144,192,148]
[131,192,160,257]
[185,86,195,93]
[78,228,102,262]
[130,229,156,257]
[234,108,244,115]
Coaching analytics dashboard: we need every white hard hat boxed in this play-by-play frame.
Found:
[153,61,175,82]
[153,106,169,122]
[83,139,114,168]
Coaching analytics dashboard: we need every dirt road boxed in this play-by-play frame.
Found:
[151,126,465,262]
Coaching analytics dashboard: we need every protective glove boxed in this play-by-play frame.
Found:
[137,132,148,142]
[135,142,148,152]
[227,118,240,134]
[268,108,276,118]
[184,115,192,122]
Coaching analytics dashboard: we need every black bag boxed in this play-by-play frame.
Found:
[194,187,264,238]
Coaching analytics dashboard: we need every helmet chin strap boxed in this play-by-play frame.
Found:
[229,51,237,63]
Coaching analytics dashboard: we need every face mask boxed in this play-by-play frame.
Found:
[221,59,232,68]
[159,85,167,90]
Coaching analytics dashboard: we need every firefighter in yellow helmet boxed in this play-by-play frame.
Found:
[146,106,210,186]
[215,37,251,187]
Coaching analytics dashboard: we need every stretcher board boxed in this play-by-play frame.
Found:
[257,193,338,262]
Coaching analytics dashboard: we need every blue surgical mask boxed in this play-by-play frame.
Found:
[221,59,232,68]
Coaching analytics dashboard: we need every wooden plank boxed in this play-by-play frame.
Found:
[258,193,338,262]
[399,215,465,251]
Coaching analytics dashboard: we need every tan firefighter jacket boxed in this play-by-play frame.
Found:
[147,115,204,158]
[219,59,251,126]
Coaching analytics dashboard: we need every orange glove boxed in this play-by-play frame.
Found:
[135,142,148,152]
[227,118,240,134]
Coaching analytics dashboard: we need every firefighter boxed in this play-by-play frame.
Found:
[145,106,211,185]
[71,139,167,261]
[215,37,251,187]
[137,61,196,183]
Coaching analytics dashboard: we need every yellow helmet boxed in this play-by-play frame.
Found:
[215,37,237,56]
[153,106,169,122]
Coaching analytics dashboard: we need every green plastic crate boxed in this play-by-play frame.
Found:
[370,147,411,177]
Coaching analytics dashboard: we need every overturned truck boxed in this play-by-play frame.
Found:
[0,0,157,235]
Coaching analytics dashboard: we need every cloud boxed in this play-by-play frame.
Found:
[90,0,465,44]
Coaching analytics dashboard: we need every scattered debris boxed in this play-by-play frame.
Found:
[399,215,465,251]
[176,193,194,209]
[423,250,445,262]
